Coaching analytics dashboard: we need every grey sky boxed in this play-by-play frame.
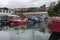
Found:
[0,0,58,8]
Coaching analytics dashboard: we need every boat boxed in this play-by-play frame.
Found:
[48,17,60,32]
[28,16,40,24]
[0,15,10,26]
[39,14,49,22]
[7,15,28,28]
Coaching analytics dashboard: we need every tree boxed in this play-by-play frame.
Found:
[53,2,60,16]
[27,7,35,12]
[49,2,56,8]
[48,2,56,16]
[58,0,60,3]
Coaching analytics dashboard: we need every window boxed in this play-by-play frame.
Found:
[3,10,5,13]
[9,11,11,13]
[6,10,8,13]
[0,10,1,12]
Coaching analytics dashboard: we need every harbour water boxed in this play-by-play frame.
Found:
[0,21,51,40]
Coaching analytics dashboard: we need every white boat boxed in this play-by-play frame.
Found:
[0,7,13,16]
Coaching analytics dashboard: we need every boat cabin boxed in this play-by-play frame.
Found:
[0,7,13,15]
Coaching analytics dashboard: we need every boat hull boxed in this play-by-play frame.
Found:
[10,20,28,28]
[48,20,60,32]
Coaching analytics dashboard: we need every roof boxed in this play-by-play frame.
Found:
[23,12,48,14]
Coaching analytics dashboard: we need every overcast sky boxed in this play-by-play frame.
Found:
[0,0,58,8]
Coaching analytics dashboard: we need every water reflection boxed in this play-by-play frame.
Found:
[1,20,48,33]
[7,21,45,30]
[28,22,41,29]
[27,21,49,33]
[28,23,36,29]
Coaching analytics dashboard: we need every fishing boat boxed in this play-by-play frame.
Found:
[7,15,28,28]
[48,17,60,32]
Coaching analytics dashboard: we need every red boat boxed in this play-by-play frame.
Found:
[48,17,60,32]
[8,15,28,28]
